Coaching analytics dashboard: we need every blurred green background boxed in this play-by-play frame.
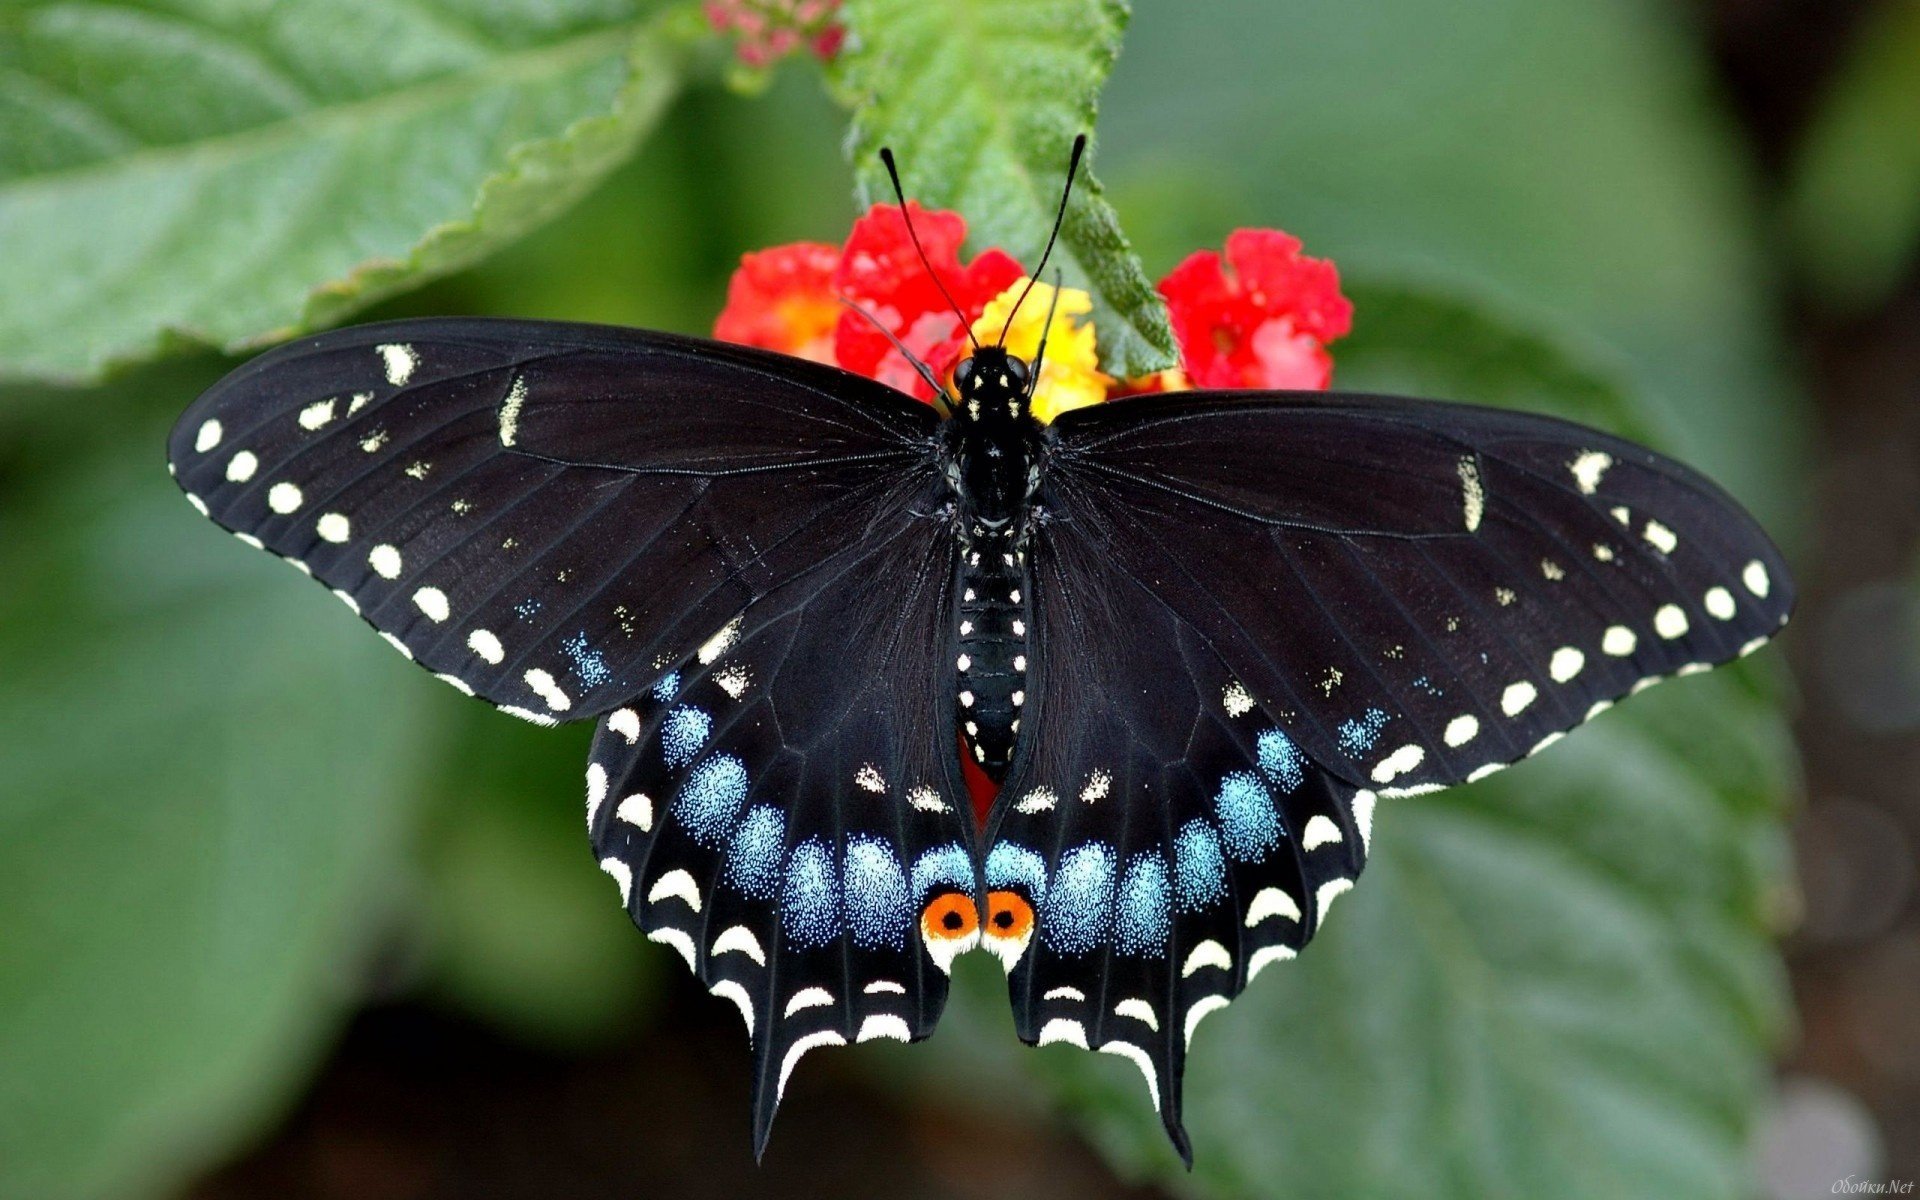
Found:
[2,1,1917,1197]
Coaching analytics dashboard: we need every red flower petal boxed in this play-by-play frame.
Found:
[1158,228,1351,392]
[713,241,843,364]
[832,203,1022,400]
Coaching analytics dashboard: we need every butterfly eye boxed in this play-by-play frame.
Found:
[1005,358,1030,386]
[953,358,976,390]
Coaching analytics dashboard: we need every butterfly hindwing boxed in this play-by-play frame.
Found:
[985,513,1372,1162]
[583,512,977,1154]
[168,318,940,725]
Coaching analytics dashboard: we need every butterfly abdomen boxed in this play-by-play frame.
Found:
[955,539,1028,781]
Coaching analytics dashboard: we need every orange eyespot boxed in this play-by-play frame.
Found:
[983,890,1034,942]
[920,891,980,942]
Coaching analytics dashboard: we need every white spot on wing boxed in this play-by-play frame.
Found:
[298,399,336,430]
[1654,604,1689,639]
[1315,878,1353,926]
[1222,680,1256,717]
[616,793,652,831]
[585,762,608,827]
[1643,519,1678,555]
[316,512,350,543]
[648,868,702,912]
[648,926,697,971]
[524,668,572,712]
[854,764,887,794]
[368,543,402,579]
[607,708,641,744]
[1705,586,1737,620]
[778,1031,847,1101]
[1444,714,1479,747]
[1036,1019,1088,1049]
[378,343,418,386]
[1246,887,1301,926]
[1549,646,1585,682]
[1115,998,1159,1031]
[1014,787,1057,814]
[714,662,752,699]
[713,924,765,965]
[1457,455,1484,531]
[864,980,907,995]
[1369,743,1425,784]
[1248,945,1298,981]
[1569,450,1612,494]
[1602,625,1637,656]
[1080,769,1111,804]
[1181,939,1232,977]
[379,631,411,659]
[857,1014,912,1044]
[435,673,474,696]
[1183,995,1230,1048]
[599,857,633,905]
[468,628,504,664]
[225,451,258,482]
[906,785,949,814]
[697,616,743,664]
[1742,560,1771,598]
[1043,986,1086,1002]
[267,482,303,513]
[1100,1041,1162,1113]
[1501,681,1537,716]
[710,980,755,1035]
[1301,815,1343,850]
[194,419,223,453]
[1354,790,1377,853]
[412,586,450,622]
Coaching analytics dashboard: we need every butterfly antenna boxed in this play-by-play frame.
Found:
[1026,268,1066,398]
[837,293,954,412]
[999,133,1086,346]
[879,147,980,353]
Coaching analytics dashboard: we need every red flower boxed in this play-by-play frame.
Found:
[712,242,842,364]
[705,0,845,67]
[1158,229,1352,391]
[832,202,1024,401]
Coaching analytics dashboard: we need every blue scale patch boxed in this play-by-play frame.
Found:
[724,804,785,900]
[1256,728,1305,793]
[843,835,910,950]
[1174,819,1228,913]
[514,598,541,621]
[1214,770,1283,862]
[673,753,748,847]
[910,841,975,900]
[782,837,840,949]
[562,631,613,688]
[1113,852,1171,957]
[1338,707,1389,756]
[1041,842,1116,955]
[651,670,681,703]
[985,841,1047,905]
[660,705,712,768]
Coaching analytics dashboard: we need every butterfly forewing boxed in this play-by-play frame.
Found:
[168,319,940,724]
[1044,392,1793,794]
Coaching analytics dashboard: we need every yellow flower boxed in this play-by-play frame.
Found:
[970,279,1112,424]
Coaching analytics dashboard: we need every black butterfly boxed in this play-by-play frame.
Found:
[168,138,1792,1163]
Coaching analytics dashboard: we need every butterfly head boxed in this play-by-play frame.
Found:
[952,347,1033,424]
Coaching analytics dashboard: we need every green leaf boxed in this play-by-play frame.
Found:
[1784,0,1920,312]
[833,0,1178,379]
[981,289,1797,1198]
[0,387,440,1198]
[1100,0,1804,531]
[0,0,685,384]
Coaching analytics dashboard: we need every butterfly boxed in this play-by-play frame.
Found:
[167,137,1792,1163]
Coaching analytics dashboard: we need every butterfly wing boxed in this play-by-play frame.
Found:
[168,317,941,722]
[171,318,978,1151]
[585,506,976,1155]
[989,390,1793,1157]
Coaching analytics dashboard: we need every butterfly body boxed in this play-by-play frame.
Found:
[943,346,1041,781]
[169,316,1792,1163]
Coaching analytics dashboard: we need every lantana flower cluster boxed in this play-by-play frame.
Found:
[713,203,1352,420]
[703,0,845,67]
